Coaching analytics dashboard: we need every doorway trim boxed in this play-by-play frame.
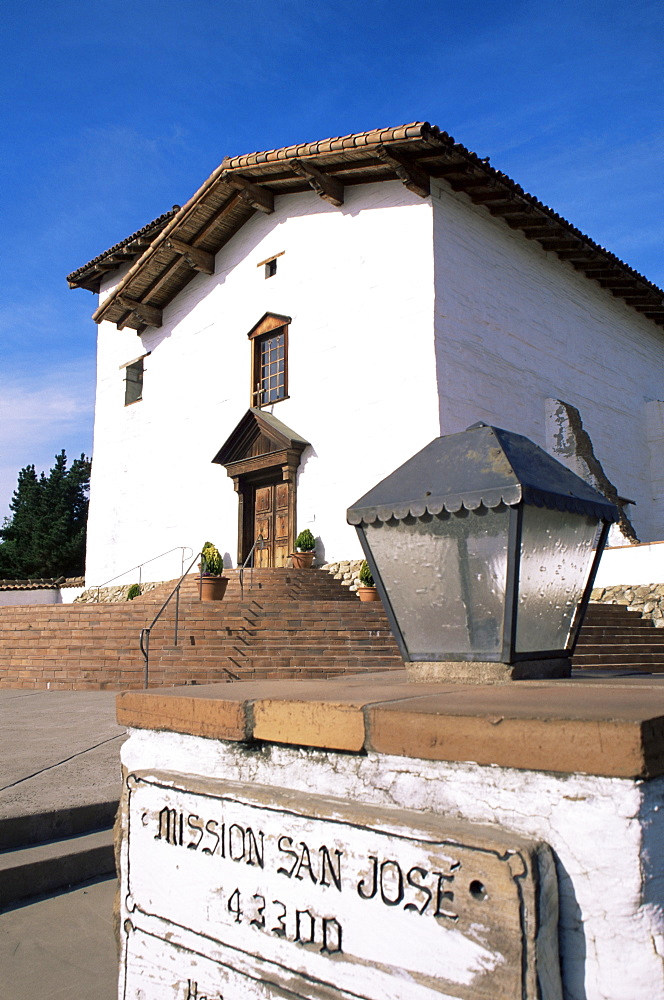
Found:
[212,408,310,565]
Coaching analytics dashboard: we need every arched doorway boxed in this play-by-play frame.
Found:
[213,409,309,567]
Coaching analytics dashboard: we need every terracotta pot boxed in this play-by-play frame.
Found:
[291,551,315,569]
[200,575,229,601]
[357,585,380,602]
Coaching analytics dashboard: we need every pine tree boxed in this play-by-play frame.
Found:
[0,451,91,579]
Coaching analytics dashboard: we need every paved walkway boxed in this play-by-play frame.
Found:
[0,689,125,996]
[0,876,118,999]
[0,689,125,821]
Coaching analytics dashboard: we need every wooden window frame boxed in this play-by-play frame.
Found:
[120,351,150,406]
[247,313,290,409]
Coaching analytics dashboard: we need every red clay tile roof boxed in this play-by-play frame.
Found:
[67,207,180,293]
[0,577,83,590]
[70,122,663,330]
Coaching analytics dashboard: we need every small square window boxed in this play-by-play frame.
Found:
[265,258,278,279]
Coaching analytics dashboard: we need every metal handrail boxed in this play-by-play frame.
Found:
[139,551,201,689]
[239,536,265,599]
[91,545,193,601]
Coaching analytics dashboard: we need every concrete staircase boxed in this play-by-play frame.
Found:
[0,802,116,907]
[1,574,663,691]
[0,569,403,690]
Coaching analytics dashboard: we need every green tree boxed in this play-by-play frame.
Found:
[0,451,91,579]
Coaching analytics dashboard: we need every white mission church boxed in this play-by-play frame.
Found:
[67,121,664,587]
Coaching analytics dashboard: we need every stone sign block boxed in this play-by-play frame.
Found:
[119,771,561,1000]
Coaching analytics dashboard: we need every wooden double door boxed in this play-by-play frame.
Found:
[252,479,291,568]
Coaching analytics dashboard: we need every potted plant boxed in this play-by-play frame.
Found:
[200,541,229,601]
[291,529,316,569]
[356,559,380,602]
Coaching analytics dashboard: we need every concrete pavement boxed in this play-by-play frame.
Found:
[0,688,126,996]
[0,689,125,822]
[0,876,118,999]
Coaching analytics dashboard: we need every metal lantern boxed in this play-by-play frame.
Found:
[347,423,620,680]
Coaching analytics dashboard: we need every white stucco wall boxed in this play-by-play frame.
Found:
[0,589,61,606]
[85,183,437,585]
[85,178,664,585]
[431,182,664,542]
[121,729,664,1000]
[595,540,664,587]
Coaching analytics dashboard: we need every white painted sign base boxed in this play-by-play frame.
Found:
[119,770,561,1000]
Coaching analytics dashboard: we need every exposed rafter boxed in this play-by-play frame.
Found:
[375,144,430,198]
[73,122,663,331]
[164,236,215,274]
[290,159,344,206]
[116,295,162,329]
[219,172,274,214]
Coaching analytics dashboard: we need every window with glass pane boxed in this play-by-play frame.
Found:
[124,358,144,405]
[255,330,286,406]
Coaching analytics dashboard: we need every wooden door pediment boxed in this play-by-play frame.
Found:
[212,410,310,567]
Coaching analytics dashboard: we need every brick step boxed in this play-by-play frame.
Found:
[572,661,664,674]
[0,567,402,689]
[578,626,664,637]
[147,570,360,602]
[575,643,664,653]
[572,651,664,666]
[2,574,661,690]
[583,609,653,623]
[581,618,658,631]
[153,652,399,666]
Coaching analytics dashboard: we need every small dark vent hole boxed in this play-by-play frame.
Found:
[469,880,487,900]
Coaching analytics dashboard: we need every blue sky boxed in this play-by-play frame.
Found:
[1,0,662,520]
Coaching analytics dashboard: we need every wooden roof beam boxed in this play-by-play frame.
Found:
[523,226,566,240]
[116,295,162,328]
[117,310,142,332]
[430,161,471,178]
[192,191,248,244]
[468,189,512,204]
[136,256,190,306]
[542,239,584,251]
[220,172,274,214]
[376,145,430,198]
[488,201,531,216]
[622,297,664,308]
[164,236,215,274]
[555,249,602,262]
[505,215,546,230]
[573,264,622,276]
[600,278,641,289]
[290,159,344,206]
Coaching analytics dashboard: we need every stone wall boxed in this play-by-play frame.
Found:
[74,582,159,604]
[322,559,365,591]
[592,583,664,627]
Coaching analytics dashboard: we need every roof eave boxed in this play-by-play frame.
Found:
[80,121,664,332]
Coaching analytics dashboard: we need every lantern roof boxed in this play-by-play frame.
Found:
[347,423,620,525]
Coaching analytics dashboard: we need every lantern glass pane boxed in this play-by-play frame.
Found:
[365,507,510,659]
[516,506,598,653]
